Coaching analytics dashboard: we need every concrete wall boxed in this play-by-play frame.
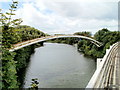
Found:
[86,42,119,88]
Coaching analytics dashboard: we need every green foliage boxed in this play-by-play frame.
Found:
[74,31,92,37]
[2,26,22,47]
[51,29,119,59]
[2,49,18,88]
[30,78,39,89]
[0,1,22,27]
[13,25,46,43]
[48,37,79,45]
[78,29,120,58]
[14,44,39,87]
[1,1,22,48]
[14,45,35,71]
[94,28,120,44]
[1,1,21,88]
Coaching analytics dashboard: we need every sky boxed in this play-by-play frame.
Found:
[0,0,119,34]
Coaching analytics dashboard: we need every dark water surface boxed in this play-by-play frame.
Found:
[24,43,96,88]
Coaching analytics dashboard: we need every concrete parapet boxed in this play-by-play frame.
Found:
[97,58,102,69]
[86,42,119,88]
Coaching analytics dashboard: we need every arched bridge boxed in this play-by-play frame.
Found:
[9,35,102,52]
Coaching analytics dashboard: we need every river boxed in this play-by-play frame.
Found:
[23,42,96,88]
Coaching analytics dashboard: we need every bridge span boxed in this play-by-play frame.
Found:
[9,35,102,52]
[86,42,120,89]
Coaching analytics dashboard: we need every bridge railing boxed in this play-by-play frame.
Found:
[9,35,102,51]
[86,42,119,88]
[47,35,102,46]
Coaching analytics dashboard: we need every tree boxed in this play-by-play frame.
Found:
[94,28,110,43]
[74,31,91,37]
[1,1,22,88]
[0,1,22,48]
[77,28,120,59]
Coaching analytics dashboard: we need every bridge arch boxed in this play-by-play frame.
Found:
[46,35,102,47]
[9,35,102,52]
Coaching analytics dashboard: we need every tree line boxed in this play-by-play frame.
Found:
[77,29,120,58]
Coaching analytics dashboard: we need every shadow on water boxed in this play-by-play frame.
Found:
[17,59,31,88]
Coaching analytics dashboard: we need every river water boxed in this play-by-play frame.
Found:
[23,42,96,88]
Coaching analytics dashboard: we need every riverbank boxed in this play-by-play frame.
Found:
[14,42,43,87]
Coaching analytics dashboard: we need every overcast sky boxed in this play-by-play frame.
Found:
[0,0,119,34]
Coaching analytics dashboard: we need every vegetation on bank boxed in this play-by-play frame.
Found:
[13,25,46,43]
[2,24,46,48]
[48,32,92,45]
[77,29,120,58]
[1,1,44,88]
[74,31,92,37]
[47,37,79,45]
[48,30,120,59]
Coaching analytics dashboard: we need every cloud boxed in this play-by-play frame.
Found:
[40,1,118,20]
[12,0,118,34]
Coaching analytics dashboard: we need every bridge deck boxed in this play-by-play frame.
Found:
[110,47,120,89]
[103,43,120,89]
[86,42,120,89]
[9,35,102,52]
